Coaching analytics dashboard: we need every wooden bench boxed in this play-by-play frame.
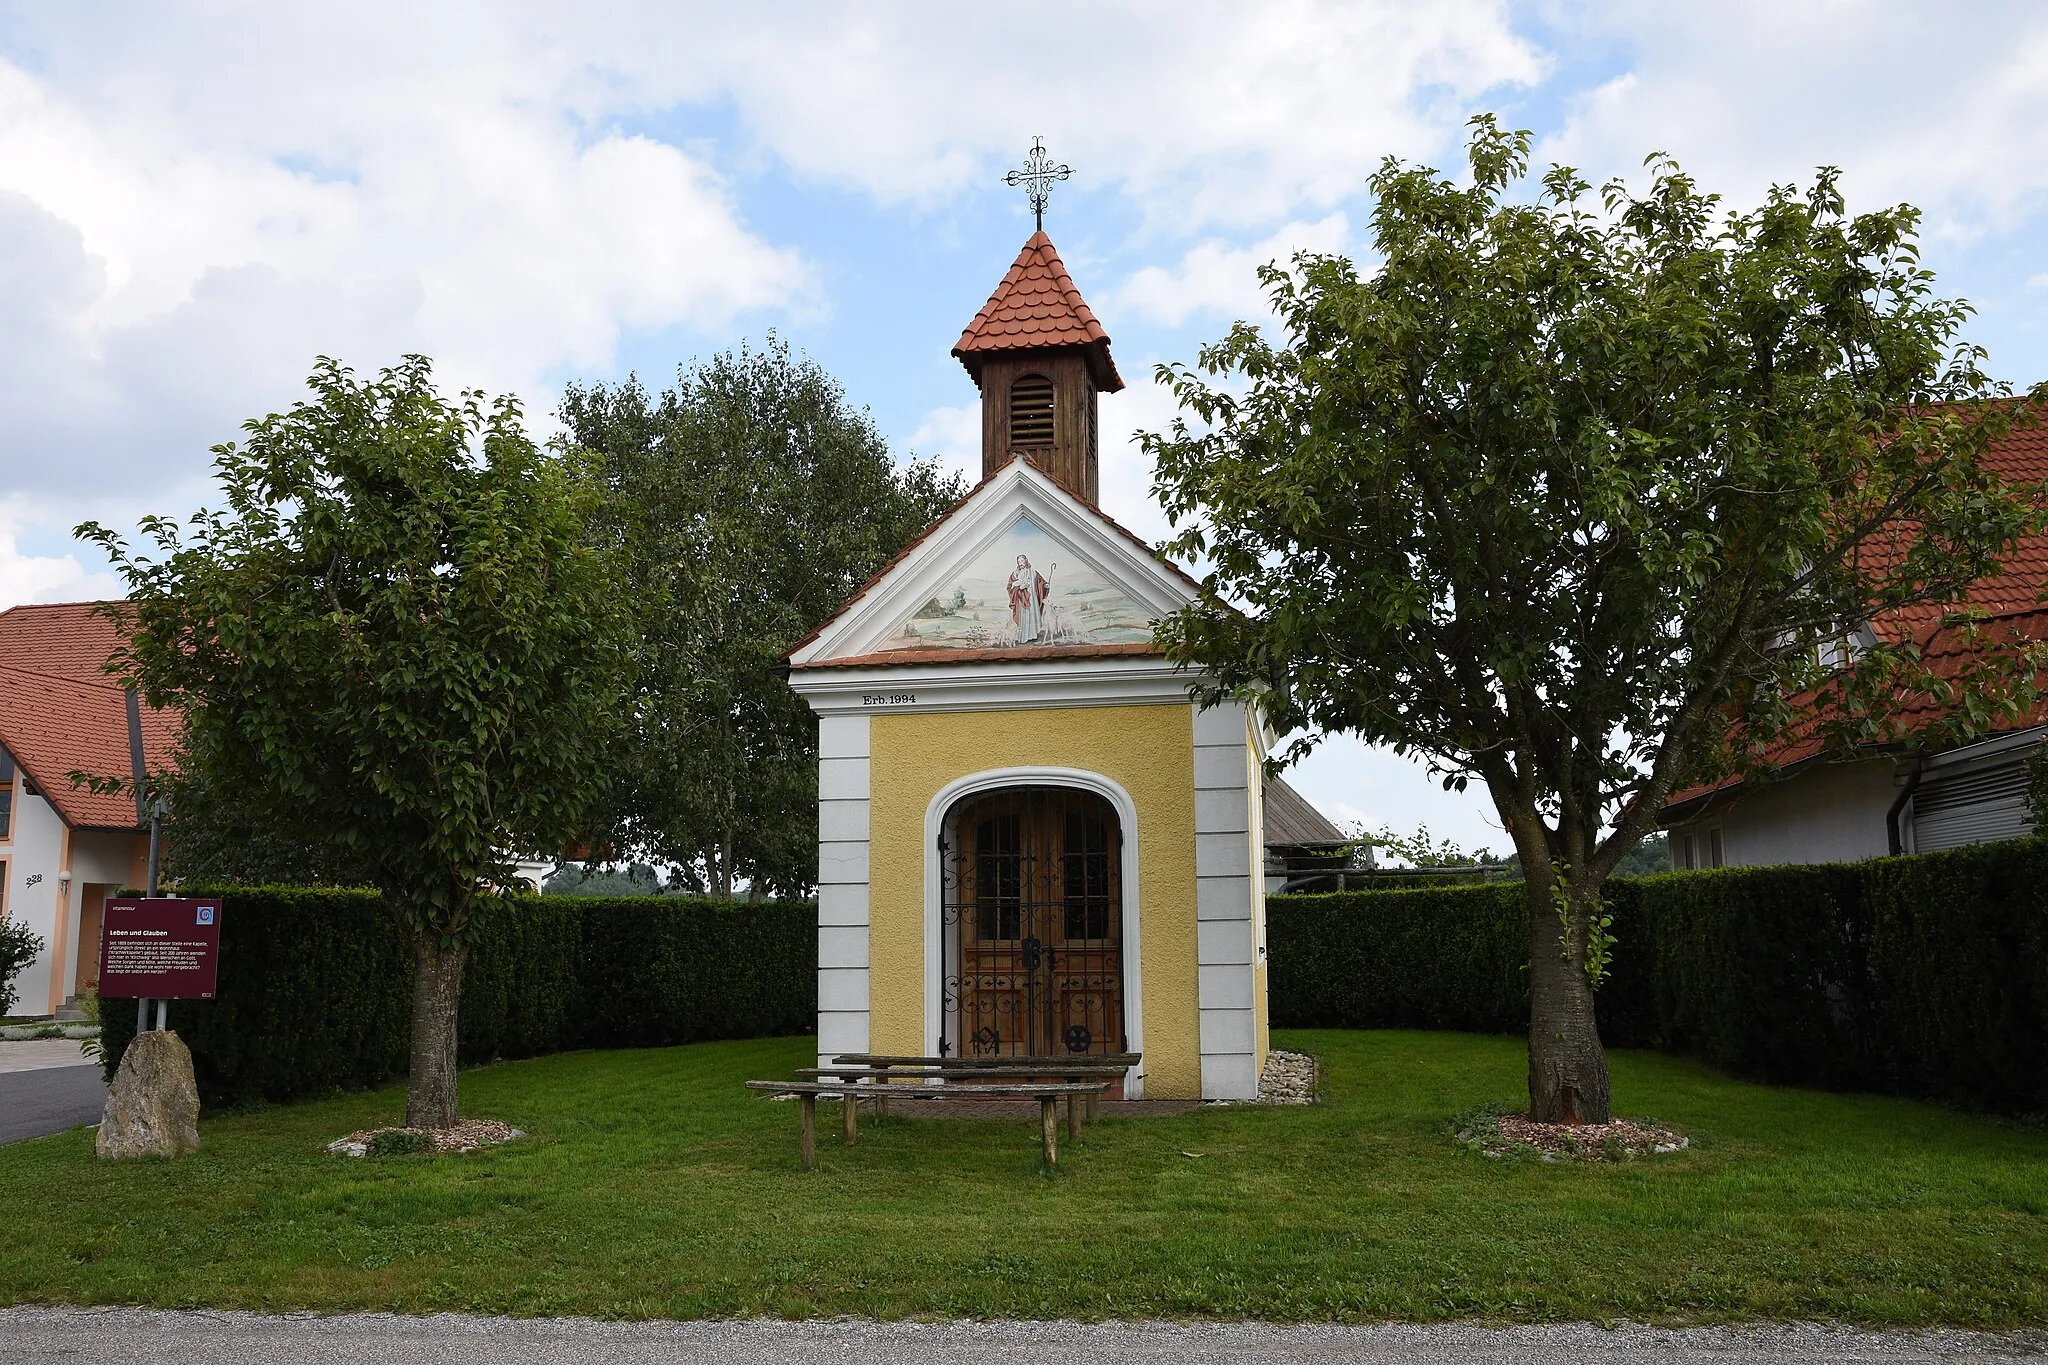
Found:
[796,1065,1128,1138]
[830,1053,1140,1120]
[744,1079,1107,1170]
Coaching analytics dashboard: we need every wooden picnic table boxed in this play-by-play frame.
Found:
[832,1053,1140,1070]
[829,1053,1139,1120]
[796,1065,1126,1138]
[745,1079,1107,1170]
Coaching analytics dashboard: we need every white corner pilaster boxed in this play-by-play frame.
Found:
[1193,702,1259,1099]
[816,714,872,1066]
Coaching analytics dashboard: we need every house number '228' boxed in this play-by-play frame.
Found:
[862,693,917,707]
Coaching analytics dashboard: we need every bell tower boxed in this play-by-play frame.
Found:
[952,142,1121,507]
[951,232,1124,506]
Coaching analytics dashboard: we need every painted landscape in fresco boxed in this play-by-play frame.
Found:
[877,513,1155,651]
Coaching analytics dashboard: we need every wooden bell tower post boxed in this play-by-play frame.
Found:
[951,142,1123,507]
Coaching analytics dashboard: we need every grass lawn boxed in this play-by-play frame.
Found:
[0,1029,2044,1325]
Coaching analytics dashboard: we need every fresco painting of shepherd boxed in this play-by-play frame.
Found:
[1007,554,1051,644]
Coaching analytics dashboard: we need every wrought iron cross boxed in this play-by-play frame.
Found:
[1004,137,1071,233]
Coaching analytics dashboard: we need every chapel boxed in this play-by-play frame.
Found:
[784,229,1271,1101]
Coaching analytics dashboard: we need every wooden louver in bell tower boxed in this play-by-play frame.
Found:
[951,231,1124,507]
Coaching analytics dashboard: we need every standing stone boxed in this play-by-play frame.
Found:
[96,1029,200,1159]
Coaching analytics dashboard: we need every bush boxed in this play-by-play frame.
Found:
[1636,864,1871,1088]
[1270,840,2048,1113]
[0,918,44,1018]
[1268,883,1531,1033]
[100,888,816,1107]
[1866,841,2048,1112]
[370,1128,434,1157]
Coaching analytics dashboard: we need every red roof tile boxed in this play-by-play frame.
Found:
[953,232,1124,392]
[0,602,132,685]
[1661,408,2048,817]
[0,664,178,830]
[795,641,1163,671]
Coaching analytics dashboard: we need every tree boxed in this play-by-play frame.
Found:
[154,749,383,888]
[80,356,629,1128]
[560,337,962,898]
[1147,117,2048,1123]
[0,918,42,1018]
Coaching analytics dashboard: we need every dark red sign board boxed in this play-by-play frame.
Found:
[99,898,223,1000]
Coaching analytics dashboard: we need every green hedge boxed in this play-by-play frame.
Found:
[1635,865,1872,1088]
[1270,839,2048,1112]
[100,888,815,1107]
[1866,842,2048,1110]
[1267,883,1531,1032]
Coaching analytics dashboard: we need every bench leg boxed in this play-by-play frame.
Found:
[1086,1094,1099,1123]
[1066,1092,1082,1142]
[1040,1097,1058,1167]
[842,1091,858,1146]
[799,1095,817,1172]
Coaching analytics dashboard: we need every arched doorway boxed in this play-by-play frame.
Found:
[939,785,1125,1058]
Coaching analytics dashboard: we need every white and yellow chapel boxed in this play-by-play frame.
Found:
[785,230,1272,1101]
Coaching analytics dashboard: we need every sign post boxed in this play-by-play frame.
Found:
[99,898,223,1011]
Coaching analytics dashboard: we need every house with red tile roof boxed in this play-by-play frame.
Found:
[0,602,176,1018]
[1658,417,2048,868]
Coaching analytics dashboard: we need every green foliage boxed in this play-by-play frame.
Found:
[157,754,382,887]
[544,862,666,896]
[1866,840,2048,1110]
[98,887,816,1108]
[1640,865,1871,1087]
[1343,870,1510,893]
[1271,840,2048,1111]
[1147,116,2048,1111]
[2026,741,2048,829]
[1364,824,1503,868]
[78,355,631,937]
[0,919,42,1018]
[1611,833,1671,878]
[368,1129,433,1157]
[1266,884,1533,1032]
[561,337,963,899]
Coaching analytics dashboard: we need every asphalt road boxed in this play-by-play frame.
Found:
[0,1311,2042,1364]
[0,1050,106,1145]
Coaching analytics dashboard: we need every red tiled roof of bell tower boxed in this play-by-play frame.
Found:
[952,231,1124,392]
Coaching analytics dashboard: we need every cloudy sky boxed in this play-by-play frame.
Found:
[4,1,2047,852]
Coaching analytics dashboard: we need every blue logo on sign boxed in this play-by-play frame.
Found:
[196,907,215,925]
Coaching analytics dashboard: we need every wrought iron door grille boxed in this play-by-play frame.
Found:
[939,786,1125,1059]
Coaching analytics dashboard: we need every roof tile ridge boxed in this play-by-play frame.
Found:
[0,660,133,694]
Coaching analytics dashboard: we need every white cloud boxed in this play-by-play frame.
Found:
[907,402,982,491]
[0,12,812,503]
[1114,214,1351,327]
[1539,2,2048,238]
[565,1,1545,227]
[0,500,121,610]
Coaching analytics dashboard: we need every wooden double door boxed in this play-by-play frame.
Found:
[941,786,1125,1059]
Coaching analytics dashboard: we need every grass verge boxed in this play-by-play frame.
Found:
[0,1029,2043,1324]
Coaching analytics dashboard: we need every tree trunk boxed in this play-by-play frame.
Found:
[406,935,467,1130]
[1525,874,1611,1124]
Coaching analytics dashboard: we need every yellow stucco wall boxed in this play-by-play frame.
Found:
[866,703,1203,1099]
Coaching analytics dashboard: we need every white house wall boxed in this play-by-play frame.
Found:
[816,713,872,1068]
[1192,701,1259,1100]
[1679,758,1898,867]
[56,830,135,1010]
[4,789,66,1017]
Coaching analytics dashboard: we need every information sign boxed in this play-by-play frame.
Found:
[98,898,223,1000]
